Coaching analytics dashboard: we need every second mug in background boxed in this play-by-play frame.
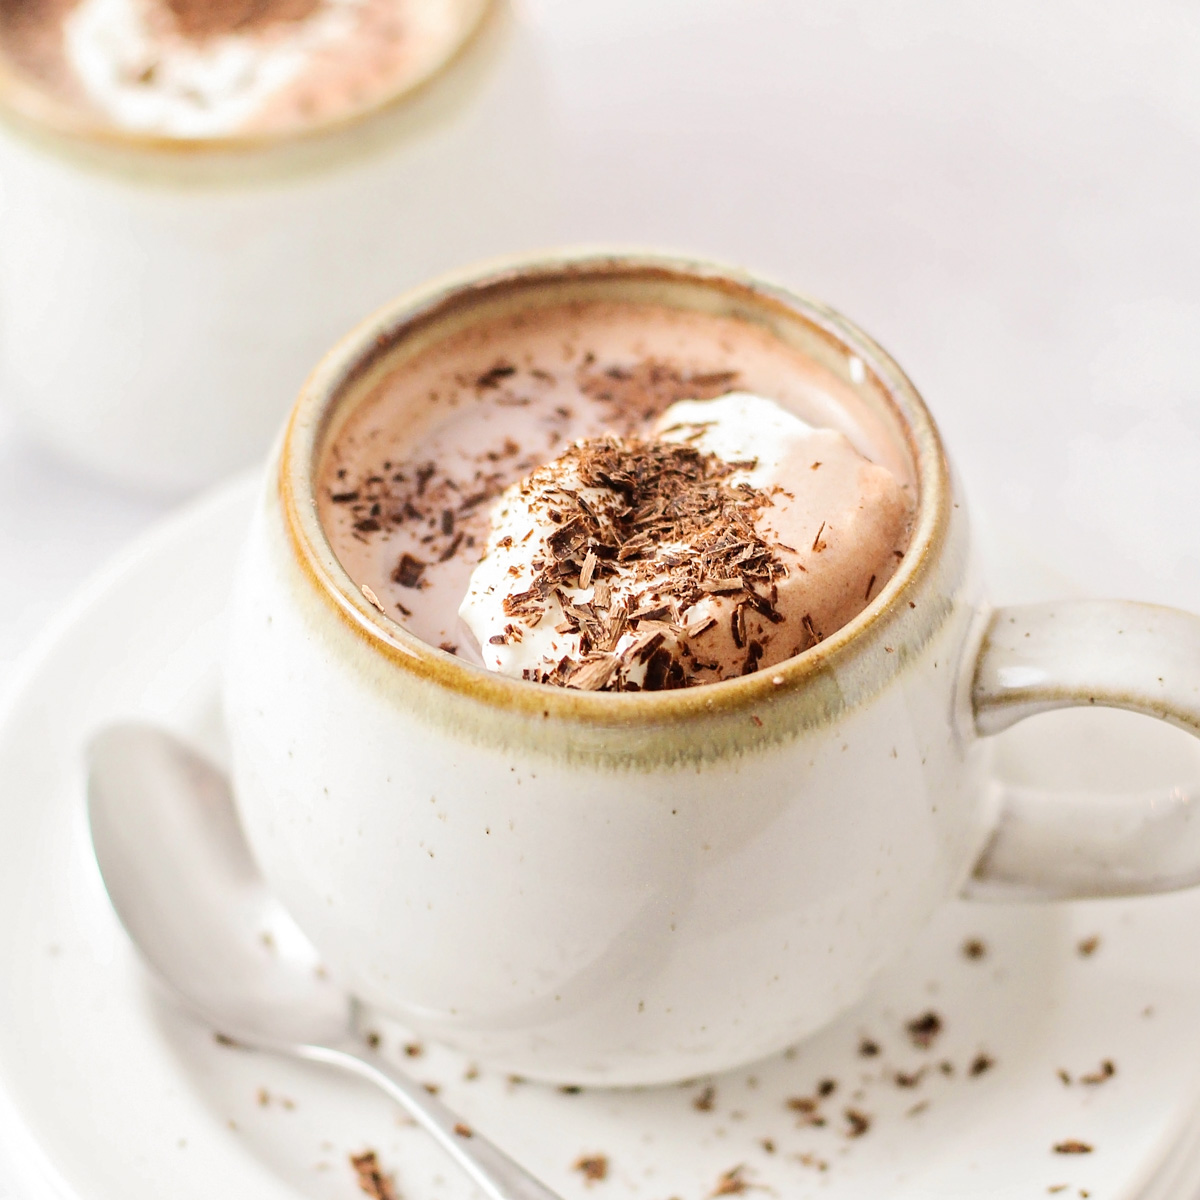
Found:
[0,0,558,493]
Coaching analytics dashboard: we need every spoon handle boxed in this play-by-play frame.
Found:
[298,1042,565,1200]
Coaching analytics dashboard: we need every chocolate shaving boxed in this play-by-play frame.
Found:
[392,554,426,589]
[349,1150,398,1200]
[906,1010,943,1049]
[547,516,588,561]
[499,433,787,692]
[710,1165,755,1196]
[579,550,598,590]
[969,1053,995,1077]
[1080,1059,1115,1085]
[573,1154,609,1183]
[731,603,747,650]
[476,362,518,389]
[439,531,465,562]
[844,1109,871,1138]
[577,360,741,430]
[566,656,619,691]
[962,938,987,960]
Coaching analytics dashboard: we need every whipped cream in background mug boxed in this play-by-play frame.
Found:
[224,251,1200,1086]
[0,0,557,493]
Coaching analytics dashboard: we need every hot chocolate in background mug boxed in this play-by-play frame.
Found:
[224,251,1200,1086]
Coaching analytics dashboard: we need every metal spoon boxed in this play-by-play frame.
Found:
[87,722,562,1200]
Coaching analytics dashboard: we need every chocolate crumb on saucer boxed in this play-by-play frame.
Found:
[710,1164,755,1195]
[573,1153,609,1183]
[844,1108,872,1138]
[350,1149,399,1200]
[968,1052,995,1077]
[1079,1059,1116,1085]
[785,1094,826,1127]
[1054,1140,1094,1155]
[905,1010,944,1049]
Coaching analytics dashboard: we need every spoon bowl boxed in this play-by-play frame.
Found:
[86,721,562,1200]
[88,724,348,1049]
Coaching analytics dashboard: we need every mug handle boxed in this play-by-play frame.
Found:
[965,600,1200,900]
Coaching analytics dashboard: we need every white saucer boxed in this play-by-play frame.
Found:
[5,474,1200,1200]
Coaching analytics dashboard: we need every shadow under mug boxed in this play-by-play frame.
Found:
[224,250,1200,1086]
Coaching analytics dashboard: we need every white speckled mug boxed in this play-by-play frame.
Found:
[224,251,1200,1086]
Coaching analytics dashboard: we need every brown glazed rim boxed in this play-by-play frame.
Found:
[0,0,491,156]
[279,250,951,726]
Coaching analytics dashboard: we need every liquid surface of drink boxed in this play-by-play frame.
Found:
[0,0,483,138]
[318,299,916,686]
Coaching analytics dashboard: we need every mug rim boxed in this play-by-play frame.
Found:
[0,0,492,156]
[278,248,951,726]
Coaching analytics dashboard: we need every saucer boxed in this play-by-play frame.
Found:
[4,474,1200,1199]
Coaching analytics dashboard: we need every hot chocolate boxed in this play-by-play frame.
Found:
[317,299,916,690]
[0,0,485,138]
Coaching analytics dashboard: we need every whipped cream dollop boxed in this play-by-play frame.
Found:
[62,0,365,136]
[458,393,913,691]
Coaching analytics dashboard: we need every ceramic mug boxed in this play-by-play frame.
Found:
[0,0,556,493]
[224,251,1200,1086]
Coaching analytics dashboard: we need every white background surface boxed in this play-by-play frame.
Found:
[1,1,1198,1194]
